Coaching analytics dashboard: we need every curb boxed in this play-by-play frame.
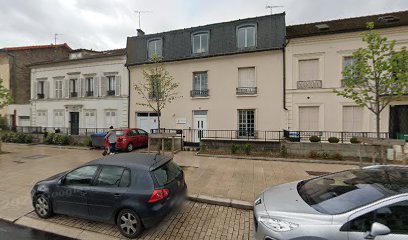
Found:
[188,194,253,210]
[196,153,372,166]
[4,142,92,151]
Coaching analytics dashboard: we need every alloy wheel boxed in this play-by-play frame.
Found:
[127,143,134,152]
[35,196,49,217]
[119,213,138,235]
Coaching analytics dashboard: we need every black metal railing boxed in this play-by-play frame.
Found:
[86,91,94,97]
[107,90,115,96]
[236,87,257,95]
[190,89,209,97]
[297,80,322,89]
[70,92,78,97]
[15,126,111,136]
[37,93,45,99]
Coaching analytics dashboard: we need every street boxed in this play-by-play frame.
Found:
[0,219,73,240]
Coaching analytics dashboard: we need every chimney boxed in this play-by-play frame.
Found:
[137,29,145,36]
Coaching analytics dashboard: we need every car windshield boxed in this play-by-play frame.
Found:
[115,131,125,136]
[298,168,408,215]
[152,160,182,187]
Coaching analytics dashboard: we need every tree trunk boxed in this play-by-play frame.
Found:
[157,112,161,133]
[376,112,381,139]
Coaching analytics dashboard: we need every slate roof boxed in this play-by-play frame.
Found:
[1,43,72,51]
[126,13,286,66]
[287,10,408,39]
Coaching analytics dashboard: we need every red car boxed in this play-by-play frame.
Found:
[114,128,149,152]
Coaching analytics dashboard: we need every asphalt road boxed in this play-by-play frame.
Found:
[0,219,73,240]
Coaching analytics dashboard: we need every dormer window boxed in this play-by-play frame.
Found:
[147,38,163,59]
[192,31,209,54]
[237,24,256,49]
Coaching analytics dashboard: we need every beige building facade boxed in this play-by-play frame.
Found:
[0,55,10,116]
[286,12,408,138]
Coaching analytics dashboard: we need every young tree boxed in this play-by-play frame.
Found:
[335,23,408,138]
[134,55,181,132]
[0,78,12,152]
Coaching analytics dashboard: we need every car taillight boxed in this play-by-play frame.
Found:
[148,189,169,203]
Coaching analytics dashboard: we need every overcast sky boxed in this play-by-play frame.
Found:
[1,0,408,51]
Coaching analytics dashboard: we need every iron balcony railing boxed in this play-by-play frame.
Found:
[236,87,257,95]
[190,89,209,97]
[37,93,45,99]
[70,92,78,98]
[107,90,115,96]
[86,91,94,97]
[297,80,322,89]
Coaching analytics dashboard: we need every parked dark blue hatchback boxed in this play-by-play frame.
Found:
[31,153,187,238]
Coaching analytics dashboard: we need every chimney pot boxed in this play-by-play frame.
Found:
[137,29,145,36]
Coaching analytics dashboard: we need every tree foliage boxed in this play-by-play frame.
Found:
[0,78,12,110]
[134,55,181,131]
[335,22,408,138]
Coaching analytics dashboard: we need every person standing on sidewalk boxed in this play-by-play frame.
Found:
[105,126,117,155]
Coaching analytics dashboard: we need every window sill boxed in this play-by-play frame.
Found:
[191,96,210,100]
[236,94,257,97]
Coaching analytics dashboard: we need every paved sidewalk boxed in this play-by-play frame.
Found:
[173,151,356,202]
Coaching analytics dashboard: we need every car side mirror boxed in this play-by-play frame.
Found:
[364,222,391,239]
[58,176,66,185]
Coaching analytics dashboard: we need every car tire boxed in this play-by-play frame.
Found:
[34,194,53,219]
[127,143,134,152]
[117,209,143,239]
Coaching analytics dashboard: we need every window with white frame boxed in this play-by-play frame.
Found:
[342,56,357,86]
[191,72,208,97]
[299,59,319,81]
[84,110,96,128]
[37,81,45,99]
[192,32,209,54]
[148,39,163,59]
[238,109,255,137]
[37,110,48,127]
[237,67,256,94]
[55,80,63,99]
[53,110,64,128]
[299,106,319,131]
[343,106,363,132]
[237,25,256,49]
[105,110,117,127]
[85,77,94,97]
[70,79,78,97]
[107,76,115,96]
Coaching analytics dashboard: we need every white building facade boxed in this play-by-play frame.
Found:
[30,49,129,134]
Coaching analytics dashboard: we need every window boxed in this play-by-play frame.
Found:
[85,77,94,97]
[55,80,62,99]
[343,106,363,132]
[36,110,48,127]
[53,110,64,128]
[299,106,319,131]
[192,32,209,54]
[137,129,148,136]
[342,56,357,86]
[84,110,96,128]
[105,110,117,127]
[70,79,78,97]
[238,109,255,137]
[152,160,182,187]
[65,165,98,186]
[237,25,256,49]
[148,38,163,59]
[107,76,115,96]
[149,77,162,99]
[94,166,130,187]
[299,59,319,82]
[346,201,408,234]
[191,72,208,97]
[37,81,45,99]
[237,67,257,95]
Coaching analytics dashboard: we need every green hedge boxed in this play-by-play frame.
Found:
[44,133,70,145]
[1,132,34,143]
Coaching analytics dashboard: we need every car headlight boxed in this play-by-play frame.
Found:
[258,215,299,232]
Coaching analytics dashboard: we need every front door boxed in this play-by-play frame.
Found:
[136,112,159,133]
[389,105,408,139]
[193,111,208,143]
[70,112,79,135]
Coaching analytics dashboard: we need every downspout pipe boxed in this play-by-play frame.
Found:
[126,64,131,128]
[283,39,289,111]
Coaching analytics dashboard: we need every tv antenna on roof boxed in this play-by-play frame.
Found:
[54,33,63,45]
[134,10,152,29]
[265,5,283,15]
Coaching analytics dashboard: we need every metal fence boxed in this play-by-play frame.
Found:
[15,126,111,136]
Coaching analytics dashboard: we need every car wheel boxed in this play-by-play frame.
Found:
[127,143,134,152]
[117,209,143,239]
[34,194,53,219]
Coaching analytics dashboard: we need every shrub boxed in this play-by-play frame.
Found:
[44,133,56,144]
[289,137,300,142]
[328,137,340,143]
[164,139,172,151]
[320,152,330,159]
[309,135,321,143]
[54,134,69,145]
[350,137,360,144]
[82,137,92,147]
[242,144,252,155]
[0,132,34,143]
[280,144,288,158]
[332,153,344,160]
[309,151,319,159]
[230,144,239,154]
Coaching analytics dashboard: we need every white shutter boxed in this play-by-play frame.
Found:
[64,79,69,98]
[115,76,121,96]
[94,77,99,97]
[80,78,85,97]
[75,79,80,95]
[343,106,363,132]
[101,76,107,97]
[33,82,37,99]
[299,107,319,131]
[299,59,319,81]
[44,81,49,99]
[238,68,255,87]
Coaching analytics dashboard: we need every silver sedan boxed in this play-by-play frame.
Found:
[253,165,408,240]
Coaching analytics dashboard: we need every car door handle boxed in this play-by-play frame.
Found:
[113,193,121,198]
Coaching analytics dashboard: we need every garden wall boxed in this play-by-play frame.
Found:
[200,139,281,152]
